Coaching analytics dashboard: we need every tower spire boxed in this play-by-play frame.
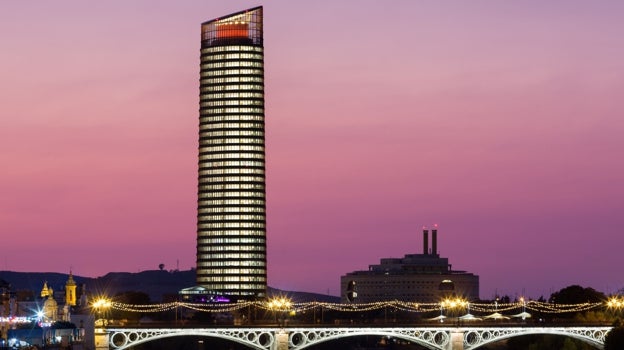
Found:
[65,269,77,306]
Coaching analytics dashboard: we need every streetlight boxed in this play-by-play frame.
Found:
[92,298,112,327]
[91,297,112,350]
[440,297,468,325]
[267,297,292,327]
[607,296,624,309]
[607,296,624,320]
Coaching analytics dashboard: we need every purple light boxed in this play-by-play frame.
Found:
[213,296,230,303]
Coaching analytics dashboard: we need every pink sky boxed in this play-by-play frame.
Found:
[1,1,623,299]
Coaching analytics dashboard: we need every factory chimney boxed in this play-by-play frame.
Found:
[422,228,429,255]
[432,226,438,256]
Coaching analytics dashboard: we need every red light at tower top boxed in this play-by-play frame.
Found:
[201,7,262,48]
[216,21,249,39]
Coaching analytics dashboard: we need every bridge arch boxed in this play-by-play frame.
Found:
[108,328,275,350]
[286,328,450,350]
[462,327,609,350]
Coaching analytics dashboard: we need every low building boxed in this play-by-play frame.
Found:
[340,228,479,303]
[2,272,86,348]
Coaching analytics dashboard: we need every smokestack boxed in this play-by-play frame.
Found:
[432,227,438,256]
[422,228,429,255]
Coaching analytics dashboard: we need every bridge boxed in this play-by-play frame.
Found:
[87,298,621,349]
[96,325,611,350]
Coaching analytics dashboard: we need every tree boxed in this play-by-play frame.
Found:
[604,325,624,350]
[116,291,151,304]
[111,291,152,323]
[550,285,605,304]
[159,263,165,271]
[548,285,606,321]
[574,310,610,324]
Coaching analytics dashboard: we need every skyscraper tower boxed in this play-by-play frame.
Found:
[196,7,266,299]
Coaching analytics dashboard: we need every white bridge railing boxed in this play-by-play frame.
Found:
[97,326,611,350]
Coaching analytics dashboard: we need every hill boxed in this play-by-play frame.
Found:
[0,270,339,303]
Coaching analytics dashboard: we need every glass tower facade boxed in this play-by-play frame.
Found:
[197,7,266,299]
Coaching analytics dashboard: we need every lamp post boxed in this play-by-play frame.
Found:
[607,296,624,320]
[267,297,292,327]
[92,298,112,327]
[607,297,624,309]
[91,298,112,350]
[441,297,467,326]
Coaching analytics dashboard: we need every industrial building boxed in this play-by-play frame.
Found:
[340,228,479,303]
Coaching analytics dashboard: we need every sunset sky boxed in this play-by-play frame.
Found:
[1,1,623,300]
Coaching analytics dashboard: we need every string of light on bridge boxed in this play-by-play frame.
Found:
[103,299,610,315]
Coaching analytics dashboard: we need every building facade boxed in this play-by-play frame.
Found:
[196,7,267,299]
[340,228,479,303]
